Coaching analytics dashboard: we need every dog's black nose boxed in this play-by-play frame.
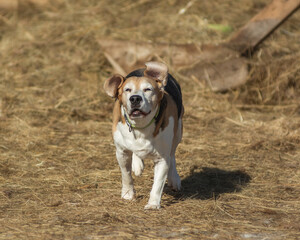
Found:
[129,95,142,105]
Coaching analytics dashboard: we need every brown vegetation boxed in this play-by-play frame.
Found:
[0,0,299,239]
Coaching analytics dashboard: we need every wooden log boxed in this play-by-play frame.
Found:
[228,0,300,54]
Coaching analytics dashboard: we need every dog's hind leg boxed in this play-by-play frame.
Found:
[131,153,144,177]
[116,149,135,200]
[167,154,181,191]
[167,118,182,191]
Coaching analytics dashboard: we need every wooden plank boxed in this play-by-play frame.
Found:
[228,0,300,54]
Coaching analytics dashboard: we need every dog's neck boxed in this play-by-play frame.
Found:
[121,105,160,132]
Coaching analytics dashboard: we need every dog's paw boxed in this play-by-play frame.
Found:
[168,173,181,191]
[121,189,135,200]
[144,204,161,210]
[132,154,144,177]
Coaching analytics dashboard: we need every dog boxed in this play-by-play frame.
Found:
[104,61,184,209]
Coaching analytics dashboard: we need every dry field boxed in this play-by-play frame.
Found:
[0,0,299,239]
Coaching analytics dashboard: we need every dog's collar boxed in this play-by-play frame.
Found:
[123,105,160,132]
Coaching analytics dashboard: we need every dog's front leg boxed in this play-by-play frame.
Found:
[116,149,135,200]
[144,158,169,210]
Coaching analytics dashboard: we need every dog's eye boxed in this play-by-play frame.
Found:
[144,88,152,92]
[125,88,131,93]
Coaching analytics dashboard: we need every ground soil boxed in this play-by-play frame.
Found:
[0,0,299,239]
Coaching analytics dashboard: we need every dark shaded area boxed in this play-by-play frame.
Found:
[167,167,251,200]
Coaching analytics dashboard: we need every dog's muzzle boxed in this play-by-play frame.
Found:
[128,95,150,118]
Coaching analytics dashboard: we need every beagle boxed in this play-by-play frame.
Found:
[104,61,184,209]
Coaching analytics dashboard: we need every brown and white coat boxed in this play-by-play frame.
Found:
[104,62,184,209]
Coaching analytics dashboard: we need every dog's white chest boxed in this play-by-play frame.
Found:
[113,117,174,159]
[113,122,155,158]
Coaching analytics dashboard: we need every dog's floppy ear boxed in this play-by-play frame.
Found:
[144,61,168,87]
[103,74,125,98]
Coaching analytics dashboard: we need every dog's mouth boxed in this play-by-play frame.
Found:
[129,109,150,118]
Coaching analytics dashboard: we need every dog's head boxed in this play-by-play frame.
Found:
[104,61,168,120]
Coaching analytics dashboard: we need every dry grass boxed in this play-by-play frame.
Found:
[0,0,299,239]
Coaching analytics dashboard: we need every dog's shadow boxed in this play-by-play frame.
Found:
[166,167,251,201]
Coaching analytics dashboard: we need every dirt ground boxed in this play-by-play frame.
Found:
[0,0,299,239]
